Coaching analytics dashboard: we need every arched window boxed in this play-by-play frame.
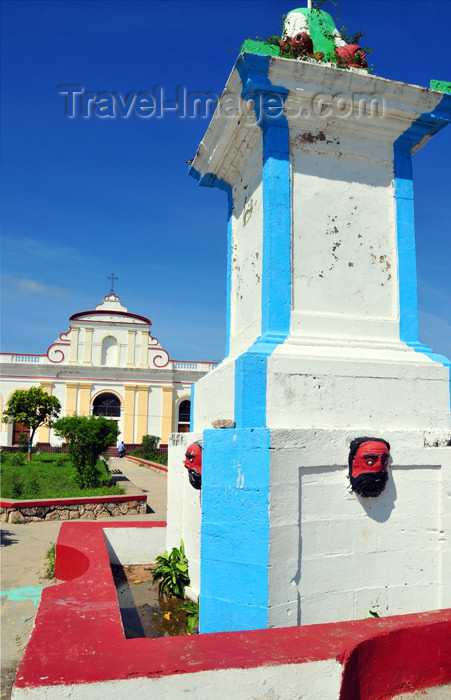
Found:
[177,399,191,433]
[101,336,117,366]
[92,393,121,418]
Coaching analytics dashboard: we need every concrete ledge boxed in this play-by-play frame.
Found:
[12,521,451,699]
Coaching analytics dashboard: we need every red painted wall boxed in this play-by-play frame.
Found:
[15,521,451,699]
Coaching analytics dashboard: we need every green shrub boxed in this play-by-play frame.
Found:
[133,435,159,460]
[17,433,29,453]
[44,543,56,579]
[152,540,190,599]
[10,473,24,498]
[53,415,119,488]
[132,435,167,465]
[27,473,40,496]
[8,452,27,467]
[55,454,69,467]
[178,599,199,634]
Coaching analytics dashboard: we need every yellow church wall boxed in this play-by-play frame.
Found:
[161,385,174,445]
[123,385,136,443]
[65,383,78,415]
[136,385,149,444]
[78,383,92,416]
[37,382,53,443]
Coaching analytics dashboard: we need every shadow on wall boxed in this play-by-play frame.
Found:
[294,465,397,626]
[357,471,396,523]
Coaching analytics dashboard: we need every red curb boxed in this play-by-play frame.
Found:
[126,455,168,472]
[14,521,451,698]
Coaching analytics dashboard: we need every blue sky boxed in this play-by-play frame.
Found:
[1,0,450,362]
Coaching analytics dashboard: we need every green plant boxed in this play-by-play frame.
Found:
[132,434,167,466]
[53,414,119,488]
[2,387,61,461]
[152,540,190,599]
[27,473,40,496]
[15,634,24,656]
[8,451,27,467]
[251,1,371,70]
[0,452,125,499]
[178,599,199,634]
[44,543,56,579]
[10,473,24,498]
[133,434,159,460]
[17,432,29,453]
[368,610,380,618]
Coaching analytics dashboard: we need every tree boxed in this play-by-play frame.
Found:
[133,434,160,461]
[2,387,61,461]
[53,414,119,488]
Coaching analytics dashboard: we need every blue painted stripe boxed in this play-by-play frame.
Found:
[261,127,291,339]
[393,140,418,344]
[200,427,270,633]
[234,53,292,428]
[394,92,451,411]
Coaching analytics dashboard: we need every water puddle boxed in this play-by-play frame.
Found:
[111,564,198,638]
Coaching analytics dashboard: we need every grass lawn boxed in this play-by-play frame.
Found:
[0,452,125,500]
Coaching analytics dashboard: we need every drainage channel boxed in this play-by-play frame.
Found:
[111,564,198,638]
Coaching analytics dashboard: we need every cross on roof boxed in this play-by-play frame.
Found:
[108,272,118,294]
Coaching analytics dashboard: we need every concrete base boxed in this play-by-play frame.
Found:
[189,427,451,633]
[11,521,451,700]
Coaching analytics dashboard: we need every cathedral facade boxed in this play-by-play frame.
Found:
[1,294,216,450]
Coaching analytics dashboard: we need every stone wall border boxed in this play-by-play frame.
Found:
[0,494,147,523]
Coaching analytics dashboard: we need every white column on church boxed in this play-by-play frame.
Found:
[68,327,79,365]
[139,330,149,367]
[126,330,136,367]
[82,328,93,365]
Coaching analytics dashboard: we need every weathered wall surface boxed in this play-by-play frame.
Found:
[192,359,235,432]
[229,130,264,357]
[267,429,450,628]
[166,431,202,597]
[188,53,451,635]
[103,525,166,565]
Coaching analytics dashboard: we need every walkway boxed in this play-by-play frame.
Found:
[0,457,167,699]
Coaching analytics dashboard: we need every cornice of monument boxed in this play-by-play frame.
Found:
[190,53,451,188]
